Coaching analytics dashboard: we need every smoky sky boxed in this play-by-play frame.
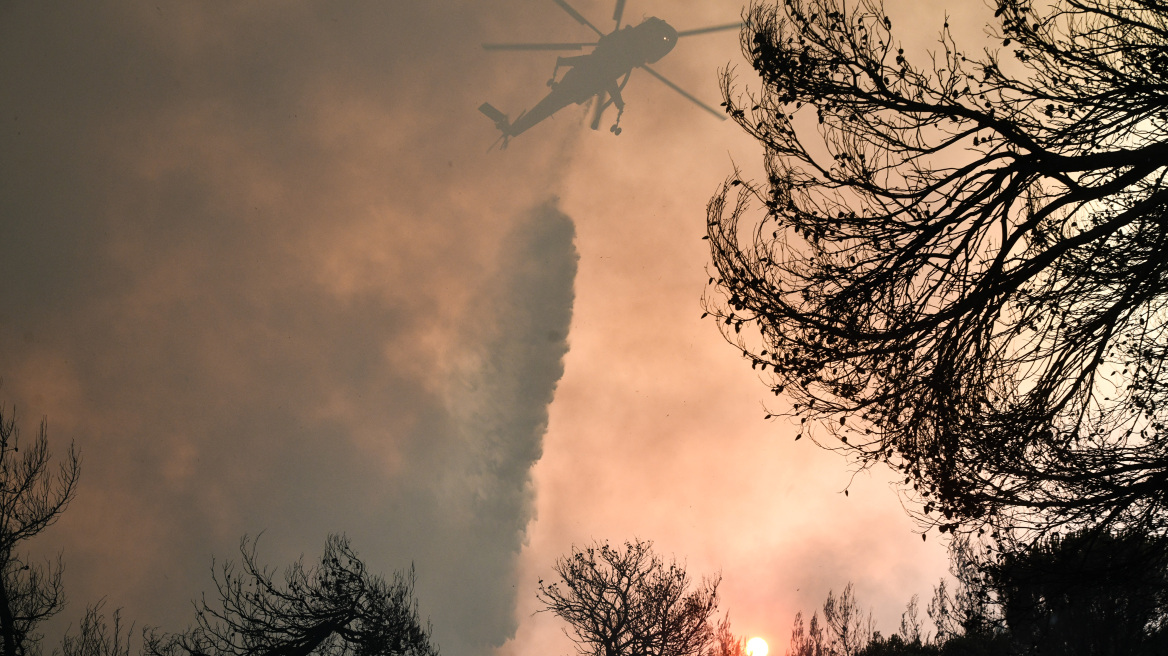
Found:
[1,1,970,654]
[1,3,580,655]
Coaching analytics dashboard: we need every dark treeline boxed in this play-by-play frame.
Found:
[512,535,1168,656]
[785,532,1168,655]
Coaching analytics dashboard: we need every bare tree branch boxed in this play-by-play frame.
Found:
[705,0,1168,539]
[538,540,719,656]
[145,534,436,656]
[0,405,79,656]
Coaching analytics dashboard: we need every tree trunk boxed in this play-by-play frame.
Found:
[0,562,19,656]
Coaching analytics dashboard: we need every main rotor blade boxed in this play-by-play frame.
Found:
[553,0,605,36]
[612,0,626,29]
[640,65,727,121]
[482,42,594,50]
[676,22,744,37]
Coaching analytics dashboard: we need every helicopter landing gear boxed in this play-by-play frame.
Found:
[609,107,624,135]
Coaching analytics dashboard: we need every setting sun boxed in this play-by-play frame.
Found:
[746,637,769,656]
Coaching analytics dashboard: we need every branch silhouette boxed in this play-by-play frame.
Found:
[145,535,436,656]
[705,0,1168,539]
[0,404,78,656]
[538,540,719,656]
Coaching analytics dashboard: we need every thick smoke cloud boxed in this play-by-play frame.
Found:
[1,2,577,655]
[0,194,577,656]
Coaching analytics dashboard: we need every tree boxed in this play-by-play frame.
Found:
[896,596,922,647]
[146,534,436,656]
[786,611,829,656]
[58,602,134,656]
[785,584,873,656]
[989,529,1168,655]
[926,539,1000,645]
[789,580,1006,656]
[852,634,938,656]
[706,616,746,656]
[821,585,873,656]
[0,405,80,656]
[537,540,720,656]
[704,0,1168,537]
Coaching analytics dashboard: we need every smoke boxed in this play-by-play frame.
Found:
[425,202,578,654]
[0,189,578,656]
[0,2,578,655]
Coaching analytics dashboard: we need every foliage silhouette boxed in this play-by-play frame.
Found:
[895,596,921,648]
[705,0,1168,538]
[786,610,828,656]
[538,539,720,656]
[821,585,874,656]
[852,634,937,656]
[988,529,1168,655]
[705,616,746,656]
[785,584,872,656]
[145,534,436,656]
[0,405,79,656]
[795,530,1168,655]
[926,539,999,645]
[787,578,1003,656]
[57,602,134,656]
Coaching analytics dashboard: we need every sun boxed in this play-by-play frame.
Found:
[745,637,769,656]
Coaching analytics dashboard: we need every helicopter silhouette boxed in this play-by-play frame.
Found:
[478,0,740,145]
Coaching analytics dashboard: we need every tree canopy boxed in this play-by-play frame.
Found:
[147,534,436,656]
[0,406,79,656]
[705,0,1168,538]
[537,540,719,656]
[989,529,1168,654]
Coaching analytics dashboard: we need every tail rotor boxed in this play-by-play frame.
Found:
[478,103,514,148]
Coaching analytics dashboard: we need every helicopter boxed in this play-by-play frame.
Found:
[478,0,740,145]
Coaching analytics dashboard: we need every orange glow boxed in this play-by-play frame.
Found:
[746,637,769,656]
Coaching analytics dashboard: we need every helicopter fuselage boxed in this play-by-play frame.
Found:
[502,18,678,137]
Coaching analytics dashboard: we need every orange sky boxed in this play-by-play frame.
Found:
[0,1,1002,654]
